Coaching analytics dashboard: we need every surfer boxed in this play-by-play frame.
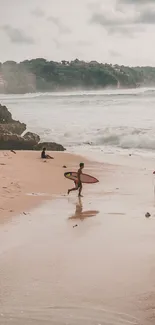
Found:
[41,148,54,159]
[68,163,84,197]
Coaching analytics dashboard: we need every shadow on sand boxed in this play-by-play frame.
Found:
[69,197,99,221]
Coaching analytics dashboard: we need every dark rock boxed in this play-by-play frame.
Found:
[0,122,26,135]
[0,104,12,123]
[34,142,66,151]
[63,165,67,168]
[0,134,36,150]
[0,104,26,135]
[145,212,151,218]
[0,103,65,151]
[0,133,65,151]
[8,122,26,135]
[23,132,40,144]
[85,141,92,145]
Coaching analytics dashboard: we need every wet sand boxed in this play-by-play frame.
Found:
[0,152,155,324]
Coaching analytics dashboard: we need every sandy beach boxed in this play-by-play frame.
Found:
[0,150,155,324]
[0,150,94,218]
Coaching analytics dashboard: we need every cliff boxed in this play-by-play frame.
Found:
[0,59,155,93]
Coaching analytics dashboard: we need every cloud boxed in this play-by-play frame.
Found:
[109,26,141,37]
[90,12,128,27]
[52,38,61,49]
[31,7,45,18]
[0,0,155,66]
[89,11,135,35]
[48,16,71,34]
[76,40,92,47]
[109,50,121,57]
[138,10,155,24]
[1,25,35,44]
[118,0,155,4]
[90,5,155,35]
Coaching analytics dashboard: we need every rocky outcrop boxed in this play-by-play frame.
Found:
[0,122,26,135]
[23,132,40,144]
[34,142,66,151]
[0,104,26,134]
[0,134,66,151]
[0,104,12,123]
[0,134,35,150]
[0,104,65,151]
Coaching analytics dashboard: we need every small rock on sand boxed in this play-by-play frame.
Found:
[145,212,151,218]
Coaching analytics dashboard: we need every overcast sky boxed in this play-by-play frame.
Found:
[1,0,155,66]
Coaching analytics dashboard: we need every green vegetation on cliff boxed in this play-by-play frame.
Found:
[0,58,155,93]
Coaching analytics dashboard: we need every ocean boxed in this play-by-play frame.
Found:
[1,88,155,156]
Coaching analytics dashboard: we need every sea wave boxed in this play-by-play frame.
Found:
[1,87,155,101]
[1,90,155,153]
[47,127,155,151]
[94,127,155,150]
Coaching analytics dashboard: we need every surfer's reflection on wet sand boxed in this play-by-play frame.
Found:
[69,197,99,221]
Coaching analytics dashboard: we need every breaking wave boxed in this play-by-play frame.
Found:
[1,87,155,101]
[1,89,155,154]
[94,127,155,151]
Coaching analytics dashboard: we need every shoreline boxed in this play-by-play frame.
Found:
[0,150,98,219]
[1,149,155,220]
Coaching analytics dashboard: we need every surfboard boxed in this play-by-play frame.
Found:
[64,171,99,184]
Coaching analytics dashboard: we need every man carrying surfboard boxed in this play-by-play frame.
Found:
[68,163,84,197]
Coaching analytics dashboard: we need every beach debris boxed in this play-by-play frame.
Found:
[145,212,151,218]
[11,150,16,154]
[73,224,78,228]
[0,163,6,165]
[153,171,155,175]
[129,154,132,156]
[85,141,92,145]
[63,165,67,168]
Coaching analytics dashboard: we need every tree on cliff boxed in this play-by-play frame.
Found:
[0,58,155,93]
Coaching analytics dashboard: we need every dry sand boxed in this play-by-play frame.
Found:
[1,151,155,324]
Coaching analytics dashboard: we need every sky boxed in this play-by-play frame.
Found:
[1,0,155,66]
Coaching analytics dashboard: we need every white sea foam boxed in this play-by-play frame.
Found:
[0,88,155,153]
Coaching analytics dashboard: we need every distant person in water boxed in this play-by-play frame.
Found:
[68,162,84,197]
[41,148,54,159]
